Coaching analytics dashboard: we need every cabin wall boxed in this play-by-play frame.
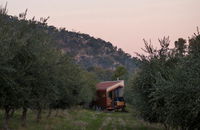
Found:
[96,90,107,108]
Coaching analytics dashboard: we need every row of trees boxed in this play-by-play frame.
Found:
[126,29,200,129]
[0,7,97,129]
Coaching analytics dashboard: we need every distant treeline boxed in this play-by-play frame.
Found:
[126,30,200,129]
[0,6,98,129]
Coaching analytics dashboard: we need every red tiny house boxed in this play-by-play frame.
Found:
[95,80,125,110]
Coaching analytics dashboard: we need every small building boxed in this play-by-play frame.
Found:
[95,80,125,110]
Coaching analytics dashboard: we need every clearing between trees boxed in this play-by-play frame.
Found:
[0,106,163,130]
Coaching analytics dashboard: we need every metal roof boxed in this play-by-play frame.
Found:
[96,80,124,92]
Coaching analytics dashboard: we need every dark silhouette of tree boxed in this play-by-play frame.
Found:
[0,5,97,129]
[174,38,187,56]
[126,33,200,129]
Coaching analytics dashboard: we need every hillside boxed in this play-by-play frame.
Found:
[1,13,139,73]
[47,26,139,72]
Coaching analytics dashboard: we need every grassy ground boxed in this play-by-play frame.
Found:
[0,106,164,130]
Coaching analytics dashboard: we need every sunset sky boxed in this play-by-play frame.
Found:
[1,0,200,56]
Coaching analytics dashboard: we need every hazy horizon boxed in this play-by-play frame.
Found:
[1,0,200,56]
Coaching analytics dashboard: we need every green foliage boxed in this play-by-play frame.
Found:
[174,38,187,56]
[78,71,98,104]
[87,66,113,81]
[0,6,97,128]
[112,66,128,80]
[127,33,200,129]
[188,29,200,55]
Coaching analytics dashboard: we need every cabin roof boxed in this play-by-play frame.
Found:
[96,80,124,92]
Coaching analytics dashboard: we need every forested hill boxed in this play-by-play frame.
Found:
[47,27,139,72]
[2,13,139,72]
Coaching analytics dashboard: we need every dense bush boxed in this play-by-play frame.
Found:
[126,33,200,129]
[0,7,97,129]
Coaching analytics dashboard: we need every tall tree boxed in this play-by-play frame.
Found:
[112,66,128,80]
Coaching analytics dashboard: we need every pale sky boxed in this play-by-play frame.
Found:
[1,0,200,56]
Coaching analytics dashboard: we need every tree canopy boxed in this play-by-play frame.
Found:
[126,32,200,129]
[0,7,97,129]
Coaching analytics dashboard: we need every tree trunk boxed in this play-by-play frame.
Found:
[36,108,42,123]
[61,109,65,116]
[47,108,52,118]
[55,109,59,117]
[3,107,11,130]
[163,123,169,130]
[21,107,28,127]
[9,109,15,118]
